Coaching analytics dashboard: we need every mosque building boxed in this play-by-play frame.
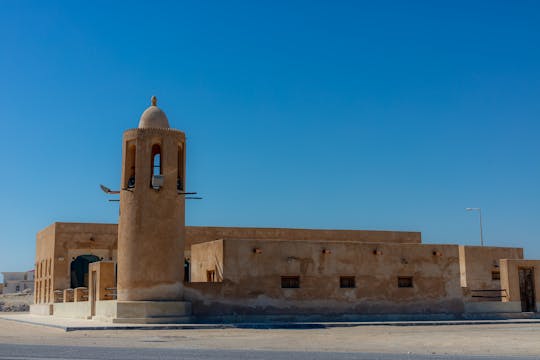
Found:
[31,98,540,323]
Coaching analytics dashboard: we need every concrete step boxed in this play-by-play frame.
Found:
[112,316,194,324]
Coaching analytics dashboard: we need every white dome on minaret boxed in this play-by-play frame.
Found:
[138,96,170,128]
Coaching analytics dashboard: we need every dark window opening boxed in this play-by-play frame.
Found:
[184,259,190,283]
[125,143,136,188]
[492,271,501,280]
[281,276,300,289]
[177,178,183,192]
[128,173,136,188]
[340,276,356,288]
[398,276,413,288]
[177,145,184,191]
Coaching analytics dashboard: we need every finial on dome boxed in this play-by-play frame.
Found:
[139,96,170,128]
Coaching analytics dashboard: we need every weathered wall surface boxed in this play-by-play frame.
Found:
[34,222,117,304]
[54,223,118,292]
[186,227,421,250]
[459,246,523,292]
[88,261,116,301]
[35,222,420,303]
[186,240,463,316]
[36,221,530,316]
[190,240,223,282]
[35,223,56,304]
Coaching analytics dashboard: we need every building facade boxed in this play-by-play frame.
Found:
[30,98,540,322]
[2,271,34,294]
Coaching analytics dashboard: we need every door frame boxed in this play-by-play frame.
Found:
[518,267,537,312]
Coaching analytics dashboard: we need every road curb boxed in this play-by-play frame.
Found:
[2,314,540,332]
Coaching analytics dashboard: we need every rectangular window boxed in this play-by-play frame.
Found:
[281,276,300,289]
[492,271,501,280]
[340,276,356,288]
[398,276,413,288]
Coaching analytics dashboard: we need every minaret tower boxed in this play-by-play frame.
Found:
[117,96,187,307]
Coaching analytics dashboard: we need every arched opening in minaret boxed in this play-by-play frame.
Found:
[126,142,136,188]
[177,144,184,191]
[151,144,162,176]
[70,255,100,288]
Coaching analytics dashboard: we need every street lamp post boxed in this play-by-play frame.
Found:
[465,207,484,246]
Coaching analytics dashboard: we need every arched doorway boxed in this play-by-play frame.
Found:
[70,255,100,288]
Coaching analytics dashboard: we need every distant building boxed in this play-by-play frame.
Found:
[2,271,34,294]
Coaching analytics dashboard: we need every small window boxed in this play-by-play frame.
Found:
[492,271,501,280]
[15,285,20,292]
[398,276,413,288]
[206,270,216,282]
[340,276,355,288]
[281,276,300,288]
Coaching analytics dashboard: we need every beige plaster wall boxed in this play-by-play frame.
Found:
[54,223,117,292]
[187,240,463,316]
[53,301,91,319]
[459,246,523,292]
[186,227,421,251]
[89,261,116,301]
[36,223,421,292]
[36,221,419,304]
[190,240,223,282]
[35,223,55,304]
[35,222,117,304]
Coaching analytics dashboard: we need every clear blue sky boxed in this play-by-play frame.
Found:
[1,1,539,278]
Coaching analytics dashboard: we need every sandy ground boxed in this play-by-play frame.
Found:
[0,319,539,356]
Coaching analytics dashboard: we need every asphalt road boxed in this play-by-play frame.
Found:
[0,345,537,360]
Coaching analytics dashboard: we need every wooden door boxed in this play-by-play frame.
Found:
[518,267,536,312]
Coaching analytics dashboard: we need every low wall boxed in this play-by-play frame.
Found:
[94,300,117,321]
[29,304,52,316]
[53,302,91,319]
